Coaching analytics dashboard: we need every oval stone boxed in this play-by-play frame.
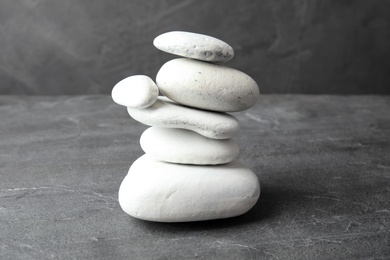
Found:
[118,155,260,222]
[153,31,234,63]
[156,58,260,112]
[112,75,159,109]
[127,97,240,139]
[140,127,240,165]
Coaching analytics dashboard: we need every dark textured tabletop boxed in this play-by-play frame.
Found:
[1,95,389,259]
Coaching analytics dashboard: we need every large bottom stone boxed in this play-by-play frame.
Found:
[118,155,260,222]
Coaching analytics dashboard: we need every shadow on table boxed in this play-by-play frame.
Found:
[135,184,303,232]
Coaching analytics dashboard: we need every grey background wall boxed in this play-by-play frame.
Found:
[0,0,389,95]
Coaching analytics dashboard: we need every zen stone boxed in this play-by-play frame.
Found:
[112,75,159,109]
[153,31,234,63]
[118,155,260,222]
[156,58,260,112]
[140,127,240,165]
[127,97,240,139]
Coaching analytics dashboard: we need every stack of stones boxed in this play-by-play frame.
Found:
[112,31,260,222]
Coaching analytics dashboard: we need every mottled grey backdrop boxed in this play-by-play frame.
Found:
[1,0,389,95]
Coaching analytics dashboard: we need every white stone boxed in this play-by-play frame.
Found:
[127,97,240,139]
[118,155,260,222]
[140,127,240,165]
[156,58,260,112]
[112,75,159,109]
[153,31,234,63]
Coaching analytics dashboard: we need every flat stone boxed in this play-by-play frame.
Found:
[153,31,234,63]
[127,97,240,139]
[156,58,260,112]
[112,75,159,109]
[140,127,240,165]
[118,154,260,222]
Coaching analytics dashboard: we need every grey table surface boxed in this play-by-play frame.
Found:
[1,95,389,259]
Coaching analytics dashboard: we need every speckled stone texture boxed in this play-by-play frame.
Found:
[0,95,389,259]
[0,0,390,95]
[153,31,234,63]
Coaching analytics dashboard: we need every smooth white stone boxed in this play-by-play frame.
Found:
[127,97,240,139]
[118,155,260,222]
[153,31,234,63]
[112,75,159,109]
[140,127,240,165]
[156,58,260,112]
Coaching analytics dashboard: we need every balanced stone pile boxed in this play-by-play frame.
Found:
[112,31,260,222]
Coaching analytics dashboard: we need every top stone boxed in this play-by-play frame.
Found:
[153,31,234,63]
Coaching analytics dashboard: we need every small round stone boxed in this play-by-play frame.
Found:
[127,97,240,140]
[156,58,260,112]
[153,31,234,63]
[118,154,260,222]
[112,75,159,109]
[140,127,240,165]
